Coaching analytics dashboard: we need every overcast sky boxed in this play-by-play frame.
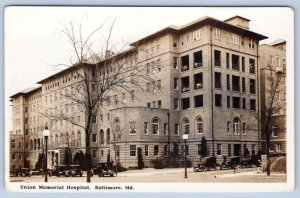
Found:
[4,7,293,131]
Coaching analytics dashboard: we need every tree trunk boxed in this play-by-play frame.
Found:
[266,137,271,176]
[85,128,91,183]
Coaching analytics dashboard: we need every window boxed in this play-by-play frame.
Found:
[158,100,161,108]
[130,145,137,156]
[242,77,245,92]
[183,118,190,134]
[214,50,221,66]
[11,140,16,149]
[145,145,149,156]
[272,125,278,137]
[193,51,203,67]
[107,113,110,121]
[182,97,190,110]
[249,58,255,74]
[193,30,201,41]
[226,53,230,68]
[173,57,178,69]
[146,83,151,93]
[227,96,230,108]
[154,145,159,156]
[250,99,256,110]
[232,75,240,91]
[194,95,203,108]
[242,98,246,109]
[12,154,16,160]
[130,90,135,101]
[197,144,201,155]
[146,63,150,73]
[174,78,179,89]
[143,122,148,134]
[215,72,221,89]
[147,102,151,107]
[181,76,190,92]
[232,97,240,109]
[152,118,160,134]
[215,29,221,39]
[163,123,168,135]
[196,117,203,134]
[233,117,240,134]
[181,55,189,71]
[157,80,161,91]
[232,54,240,70]
[129,122,136,134]
[243,123,247,135]
[152,101,156,108]
[194,73,203,89]
[175,124,179,135]
[250,79,256,94]
[217,144,222,155]
[91,84,96,92]
[174,98,179,110]
[242,57,245,72]
[92,115,97,124]
[232,34,240,45]
[227,122,231,134]
[276,144,282,152]
[215,94,222,107]
[249,39,254,49]
[227,74,230,90]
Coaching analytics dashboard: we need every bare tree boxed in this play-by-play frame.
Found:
[42,19,155,183]
[260,63,286,175]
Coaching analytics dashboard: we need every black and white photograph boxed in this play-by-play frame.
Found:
[4,6,294,192]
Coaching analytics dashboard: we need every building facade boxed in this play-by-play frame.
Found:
[10,15,269,169]
[259,40,286,155]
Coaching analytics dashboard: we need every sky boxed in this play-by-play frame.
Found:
[4,7,294,131]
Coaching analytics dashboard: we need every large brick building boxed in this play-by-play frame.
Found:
[259,39,286,155]
[10,15,271,169]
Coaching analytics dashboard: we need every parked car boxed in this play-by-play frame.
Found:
[227,156,242,169]
[198,156,217,171]
[67,165,83,177]
[241,155,261,168]
[92,162,115,177]
[193,163,206,172]
[49,165,69,177]
[20,168,31,177]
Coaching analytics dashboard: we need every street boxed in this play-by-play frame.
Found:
[10,168,286,183]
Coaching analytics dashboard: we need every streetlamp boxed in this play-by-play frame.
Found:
[182,134,188,179]
[43,126,50,182]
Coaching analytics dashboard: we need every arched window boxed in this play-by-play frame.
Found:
[71,131,75,147]
[152,118,160,134]
[114,119,121,141]
[50,134,53,148]
[100,130,104,144]
[196,117,203,134]
[30,139,33,150]
[77,131,81,147]
[37,138,40,150]
[183,118,190,134]
[272,125,278,137]
[65,132,70,146]
[34,139,37,150]
[55,134,59,148]
[233,117,240,134]
[60,133,65,147]
[106,129,110,144]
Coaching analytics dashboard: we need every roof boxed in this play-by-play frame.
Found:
[224,15,251,22]
[130,15,267,46]
[268,39,286,46]
[10,85,42,98]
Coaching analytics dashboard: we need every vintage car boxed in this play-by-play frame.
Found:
[194,156,217,171]
[92,162,115,177]
[241,155,261,168]
[67,165,83,177]
[19,168,31,177]
[49,165,69,177]
[227,156,242,169]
